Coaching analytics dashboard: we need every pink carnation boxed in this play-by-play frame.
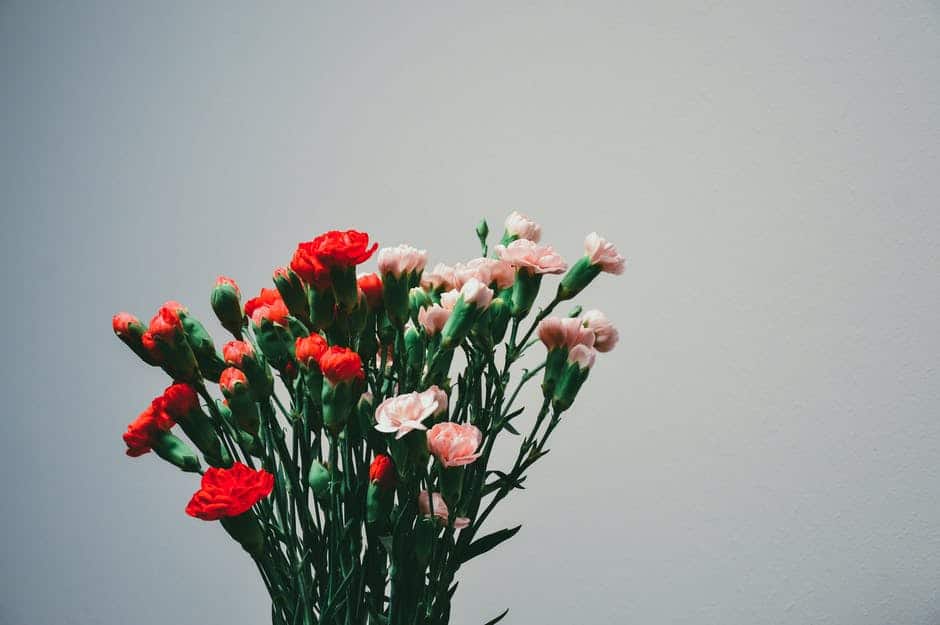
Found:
[427,422,483,468]
[537,317,596,351]
[374,387,442,439]
[420,263,458,291]
[377,244,428,278]
[581,309,619,352]
[495,239,567,275]
[568,344,597,370]
[454,257,515,290]
[584,232,625,274]
[418,304,451,336]
[504,211,542,242]
[418,491,470,529]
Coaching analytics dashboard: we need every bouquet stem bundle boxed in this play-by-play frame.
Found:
[113,213,625,625]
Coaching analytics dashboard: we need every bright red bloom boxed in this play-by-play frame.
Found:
[245,288,290,326]
[308,230,378,269]
[123,402,175,457]
[222,340,255,367]
[219,367,249,395]
[318,346,365,384]
[148,301,186,340]
[215,275,241,296]
[369,454,396,490]
[295,334,328,367]
[112,312,139,336]
[185,462,275,521]
[161,382,199,419]
[290,244,332,290]
[357,273,383,309]
[244,288,281,319]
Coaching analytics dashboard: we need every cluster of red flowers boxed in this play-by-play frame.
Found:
[244,287,289,326]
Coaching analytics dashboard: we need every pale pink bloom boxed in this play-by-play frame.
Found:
[568,344,597,370]
[584,232,625,274]
[495,239,567,275]
[459,278,494,309]
[537,316,596,351]
[581,309,619,352]
[427,385,449,416]
[420,263,458,291]
[504,211,542,242]
[418,304,451,336]
[374,388,442,439]
[377,244,428,278]
[439,289,461,310]
[455,257,515,290]
[427,422,483,468]
[418,491,471,529]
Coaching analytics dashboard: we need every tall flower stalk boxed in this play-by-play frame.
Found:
[112,216,625,625]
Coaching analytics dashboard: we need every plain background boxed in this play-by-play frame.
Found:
[2,2,939,624]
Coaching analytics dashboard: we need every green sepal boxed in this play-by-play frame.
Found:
[252,319,294,371]
[153,331,199,381]
[541,348,568,397]
[116,320,161,366]
[180,312,225,382]
[440,296,483,350]
[557,256,602,300]
[176,407,232,468]
[273,268,310,323]
[330,265,359,312]
[404,327,425,379]
[382,273,409,327]
[309,286,336,330]
[151,431,201,473]
[366,481,394,525]
[210,283,244,339]
[510,269,542,318]
[220,510,265,557]
[552,361,590,412]
[322,380,354,435]
[408,287,432,326]
[227,391,260,436]
[440,467,464,508]
[307,460,331,502]
[241,354,274,401]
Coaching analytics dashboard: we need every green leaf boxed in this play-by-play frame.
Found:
[461,525,522,563]
[482,608,509,625]
[502,422,521,435]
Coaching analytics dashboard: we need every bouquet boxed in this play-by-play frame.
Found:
[112,212,625,625]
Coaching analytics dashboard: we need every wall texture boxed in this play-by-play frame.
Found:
[2,2,939,624]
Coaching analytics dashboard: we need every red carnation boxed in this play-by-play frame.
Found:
[215,275,241,296]
[220,367,249,395]
[295,334,328,368]
[112,312,139,336]
[369,454,396,490]
[291,244,332,290]
[148,301,186,340]
[318,346,365,385]
[123,402,175,457]
[185,462,275,521]
[357,273,383,309]
[161,382,199,419]
[244,288,281,319]
[223,340,255,367]
[308,230,378,268]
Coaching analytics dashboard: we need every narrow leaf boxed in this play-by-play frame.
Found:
[461,525,522,563]
[482,608,510,625]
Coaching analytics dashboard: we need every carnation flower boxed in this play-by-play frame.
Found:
[536,317,596,351]
[148,301,186,340]
[580,309,619,352]
[357,273,383,309]
[427,422,483,468]
[495,239,567,274]
[417,491,470,529]
[417,304,451,336]
[112,312,140,336]
[567,344,597,370]
[504,211,542,242]
[369,454,397,490]
[584,232,625,274]
[222,340,255,367]
[377,244,428,279]
[185,462,275,521]
[374,388,442,438]
[307,230,378,268]
[454,258,515,290]
[290,243,332,289]
[295,334,329,368]
[214,275,241,296]
[318,346,364,384]
[219,367,249,395]
[420,263,458,291]
[123,402,175,457]
[161,382,199,419]
[244,288,281,319]
[458,278,494,309]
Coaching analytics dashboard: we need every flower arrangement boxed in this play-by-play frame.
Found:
[112,212,624,625]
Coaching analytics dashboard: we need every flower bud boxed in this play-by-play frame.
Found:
[558,233,625,300]
[366,454,396,525]
[211,276,245,339]
[404,326,425,381]
[151,430,202,473]
[148,302,199,381]
[552,344,596,411]
[162,383,232,469]
[220,367,260,436]
[307,460,332,503]
[501,211,541,244]
[273,266,310,323]
[112,312,162,366]
[319,347,364,434]
[409,287,432,324]
[440,279,494,349]
[223,340,274,401]
[475,218,489,247]
[357,273,383,310]
[178,309,227,382]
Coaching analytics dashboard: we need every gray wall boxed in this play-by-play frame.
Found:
[2,2,939,624]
